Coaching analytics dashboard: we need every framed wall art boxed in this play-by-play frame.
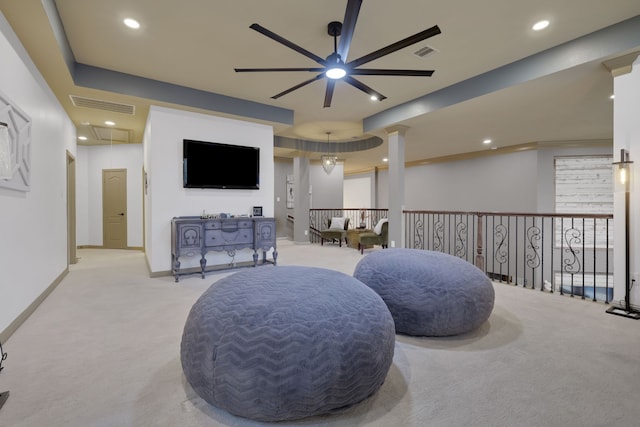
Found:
[286,174,294,208]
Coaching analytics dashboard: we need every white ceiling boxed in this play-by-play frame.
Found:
[1,0,639,173]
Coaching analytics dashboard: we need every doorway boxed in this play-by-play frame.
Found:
[67,151,77,264]
[103,169,128,249]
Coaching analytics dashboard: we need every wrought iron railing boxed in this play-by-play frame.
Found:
[307,208,614,303]
[404,210,614,303]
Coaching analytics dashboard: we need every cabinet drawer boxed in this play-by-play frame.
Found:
[204,220,222,230]
[204,229,253,247]
[237,220,253,229]
[204,219,253,230]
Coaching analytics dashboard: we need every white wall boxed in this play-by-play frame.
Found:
[0,13,76,335]
[144,106,274,274]
[76,144,143,247]
[344,174,372,209]
[310,163,344,208]
[368,146,611,213]
[614,57,640,309]
[403,151,539,212]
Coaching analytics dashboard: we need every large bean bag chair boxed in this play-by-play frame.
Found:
[354,248,494,336]
[180,266,395,421]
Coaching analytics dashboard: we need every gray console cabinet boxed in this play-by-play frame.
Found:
[171,216,277,282]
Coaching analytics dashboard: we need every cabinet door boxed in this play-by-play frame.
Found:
[254,219,276,250]
[177,224,202,255]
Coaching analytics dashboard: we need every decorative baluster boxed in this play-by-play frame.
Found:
[475,214,484,271]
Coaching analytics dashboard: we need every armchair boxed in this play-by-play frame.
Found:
[358,220,388,254]
[320,217,350,247]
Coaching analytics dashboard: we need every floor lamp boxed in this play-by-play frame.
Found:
[607,149,640,319]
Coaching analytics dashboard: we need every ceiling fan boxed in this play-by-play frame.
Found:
[234,0,441,107]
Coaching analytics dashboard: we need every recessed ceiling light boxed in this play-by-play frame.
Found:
[483,139,492,144]
[382,158,388,162]
[78,136,87,141]
[370,95,378,101]
[532,20,550,31]
[105,120,115,126]
[124,18,140,29]
[610,94,615,100]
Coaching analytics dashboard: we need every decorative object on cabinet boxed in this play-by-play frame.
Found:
[252,206,263,217]
[171,216,277,281]
[0,90,31,192]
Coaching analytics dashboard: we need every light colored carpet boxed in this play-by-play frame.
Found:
[1,240,639,427]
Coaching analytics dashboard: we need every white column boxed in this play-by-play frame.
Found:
[385,125,409,249]
[613,54,640,310]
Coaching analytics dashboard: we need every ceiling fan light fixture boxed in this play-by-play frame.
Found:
[235,3,441,106]
[326,66,346,79]
[325,53,346,79]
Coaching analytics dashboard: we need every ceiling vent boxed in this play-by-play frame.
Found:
[69,95,135,115]
[90,125,131,144]
[413,45,438,59]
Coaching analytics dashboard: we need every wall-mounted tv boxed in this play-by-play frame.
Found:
[183,139,260,189]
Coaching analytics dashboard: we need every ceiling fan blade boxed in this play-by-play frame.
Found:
[250,23,326,65]
[324,80,336,108]
[235,67,325,73]
[271,74,325,99]
[337,0,363,61]
[350,69,434,76]
[344,75,387,101]
[348,25,441,68]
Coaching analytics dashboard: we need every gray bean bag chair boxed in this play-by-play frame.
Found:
[354,248,494,336]
[180,266,395,422]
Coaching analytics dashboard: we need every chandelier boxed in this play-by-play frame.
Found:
[321,132,337,175]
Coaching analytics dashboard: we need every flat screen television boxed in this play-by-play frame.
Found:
[183,139,260,189]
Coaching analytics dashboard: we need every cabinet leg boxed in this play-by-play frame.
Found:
[173,257,181,282]
[200,256,206,279]
[253,251,258,267]
[273,249,278,265]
